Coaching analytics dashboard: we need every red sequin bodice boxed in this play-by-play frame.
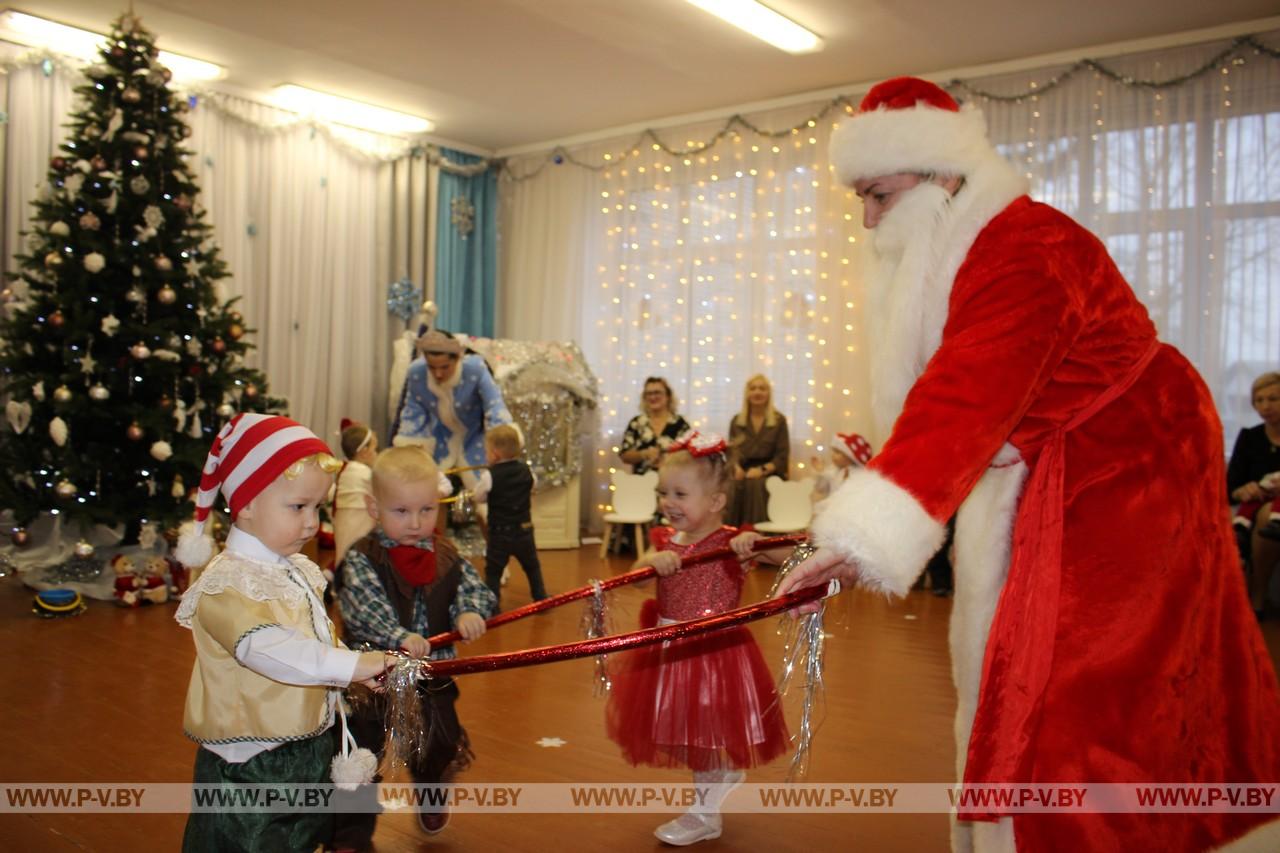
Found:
[652,526,744,621]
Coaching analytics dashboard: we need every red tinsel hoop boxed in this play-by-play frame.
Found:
[427,533,805,647]
[420,579,839,679]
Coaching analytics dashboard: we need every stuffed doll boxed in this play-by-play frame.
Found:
[111,554,142,607]
[140,555,170,604]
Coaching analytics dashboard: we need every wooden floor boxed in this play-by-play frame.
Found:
[1,544,1277,853]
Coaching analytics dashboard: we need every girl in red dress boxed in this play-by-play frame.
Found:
[605,432,789,846]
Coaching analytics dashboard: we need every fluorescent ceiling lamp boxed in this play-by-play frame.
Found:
[0,10,224,80]
[685,0,822,53]
[271,84,433,135]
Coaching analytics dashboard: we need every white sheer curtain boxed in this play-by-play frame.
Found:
[502,31,1280,533]
[1,59,415,441]
[505,106,871,530]
[973,31,1280,444]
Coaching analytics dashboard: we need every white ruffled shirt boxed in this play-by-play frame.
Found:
[192,526,359,763]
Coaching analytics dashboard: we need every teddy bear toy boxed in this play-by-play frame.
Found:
[140,555,170,605]
[111,554,142,607]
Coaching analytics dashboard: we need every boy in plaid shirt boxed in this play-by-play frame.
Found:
[336,446,496,843]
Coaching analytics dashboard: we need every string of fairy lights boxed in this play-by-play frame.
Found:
[570,32,1279,517]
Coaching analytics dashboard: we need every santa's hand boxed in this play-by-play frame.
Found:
[773,546,857,613]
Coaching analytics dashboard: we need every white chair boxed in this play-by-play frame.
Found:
[754,476,814,534]
[600,470,659,558]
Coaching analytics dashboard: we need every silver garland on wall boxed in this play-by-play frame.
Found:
[504,33,1280,181]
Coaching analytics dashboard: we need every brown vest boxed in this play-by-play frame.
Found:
[347,535,462,638]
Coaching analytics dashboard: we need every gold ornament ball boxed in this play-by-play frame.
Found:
[53,385,73,403]
[11,528,30,547]
[79,211,101,231]
[130,343,152,360]
[157,285,177,304]
[55,480,77,498]
[44,252,63,269]
[134,145,148,160]
[73,540,95,558]
[228,323,244,340]
[126,422,144,441]
[154,256,173,272]
[122,87,141,103]
[244,384,259,399]
[89,383,110,401]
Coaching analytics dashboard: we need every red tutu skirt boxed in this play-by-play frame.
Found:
[605,624,790,771]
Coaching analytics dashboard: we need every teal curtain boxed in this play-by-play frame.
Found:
[435,149,497,337]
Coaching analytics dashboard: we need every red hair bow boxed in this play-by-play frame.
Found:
[668,431,728,458]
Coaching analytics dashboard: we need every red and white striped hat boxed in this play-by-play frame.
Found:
[175,413,331,567]
[834,432,873,466]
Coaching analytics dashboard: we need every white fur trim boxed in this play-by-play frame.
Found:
[809,468,946,596]
[831,103,993,184]
[1214,816,1280,852]
[428,360,466,468]
[391,434,435,455]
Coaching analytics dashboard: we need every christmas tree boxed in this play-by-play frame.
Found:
[0,13,283,540]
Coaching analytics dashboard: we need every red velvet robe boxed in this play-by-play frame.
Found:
[816,195,1280,851]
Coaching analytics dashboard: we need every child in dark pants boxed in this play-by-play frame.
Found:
[476,424,548,606]
[336,446,497,845]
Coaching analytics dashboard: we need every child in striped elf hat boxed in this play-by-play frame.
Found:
[173,413,392,853]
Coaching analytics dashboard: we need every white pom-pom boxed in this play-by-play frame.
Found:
[175,522,214,569]
[150,440,173,461]
[421,300,438,319]
[330,746,377,791]
[437,472,454,498]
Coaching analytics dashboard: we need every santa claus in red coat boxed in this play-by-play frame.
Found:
[778,77,1280,853]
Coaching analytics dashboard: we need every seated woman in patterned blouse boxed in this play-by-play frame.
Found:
[618,377,691,475]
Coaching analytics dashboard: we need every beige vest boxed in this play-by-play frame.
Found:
[180,554,335,745]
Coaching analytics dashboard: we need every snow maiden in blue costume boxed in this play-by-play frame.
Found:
[393,330,512,476]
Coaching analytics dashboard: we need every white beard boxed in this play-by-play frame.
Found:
[863,182,957,438]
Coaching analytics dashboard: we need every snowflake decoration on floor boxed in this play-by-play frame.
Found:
[535,737,567,748]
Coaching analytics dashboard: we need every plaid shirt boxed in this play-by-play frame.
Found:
[338,532,496,661]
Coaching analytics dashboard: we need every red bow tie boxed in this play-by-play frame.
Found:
[388,545,437,587]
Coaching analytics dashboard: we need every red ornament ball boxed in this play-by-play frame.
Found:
[134,146,149,160]
[158,394,173,410]
[11,528,30,547]
[211,337,226,354]
[48,310,65,329]
[90,155,107,170]
[130,343,152,360]
[51,156,67,171]
[174,194,193,212]
[187,364,203,377]
[244,384,259,399]
[122,87,141,104]
[126,423,144,441]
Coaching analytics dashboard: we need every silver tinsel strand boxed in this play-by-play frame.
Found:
[768,541,828,781]
[580,579,612,696]
[381,655,426,777]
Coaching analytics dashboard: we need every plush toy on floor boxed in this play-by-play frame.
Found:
[140,555,171,605]
[111,554,142,607]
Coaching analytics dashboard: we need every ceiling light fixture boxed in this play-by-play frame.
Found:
[0,10,225,80]
[270,85,433,135]
[684,0,822,54]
